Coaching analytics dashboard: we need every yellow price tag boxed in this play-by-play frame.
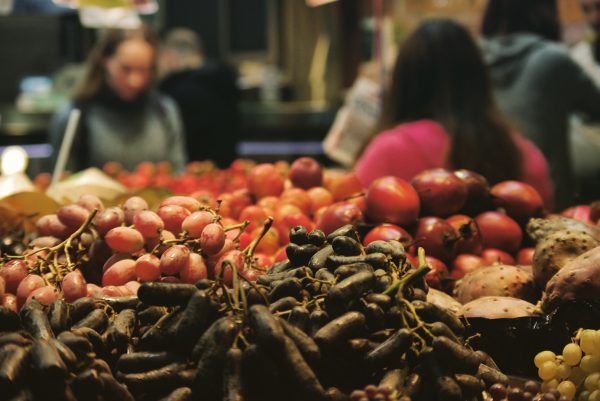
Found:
[78,0,130,8]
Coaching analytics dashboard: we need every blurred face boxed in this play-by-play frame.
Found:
[105,38,154,101]
[581,0,600,33]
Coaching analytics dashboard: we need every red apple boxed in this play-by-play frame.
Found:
[446,214,483,255]
[453,169,492,215]
[316,202,363,235]
[424,256,449,290]
[562,205,594,225]
[481,248,516,266]
[306,187,334,215]
[410,217,458,263]
[363,224,413,247]
[475,211,522,253]
[412,168,468,217]
[279,188,312,216]
[451,254,483,280]
[289,157,323,189]
[247,163,285,199]
[516,247,535,266]
[366,177,420,226]
[491,180,544,222]
[591,201,600,224]
[328,173,364,202]
[239,205,269,233]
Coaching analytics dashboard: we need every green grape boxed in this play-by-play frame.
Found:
[535,351,557,368]
[557,363,572,380]
[580,391,590,401]
[585,373,600,391]
[542,379,560,393]
[581,330,598,355]
[564,343,584,366]
[558,380,577,401]
[590,389,600,401]
[581,355,600,373]
[539,361,559,381]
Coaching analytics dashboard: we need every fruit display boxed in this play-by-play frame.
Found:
[0,157,597,400]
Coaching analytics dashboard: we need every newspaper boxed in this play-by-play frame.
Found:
[323,76,382,167]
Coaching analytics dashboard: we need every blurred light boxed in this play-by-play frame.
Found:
[1,146,28,175]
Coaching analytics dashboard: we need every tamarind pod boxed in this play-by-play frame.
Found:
[287,305,310,333]
[118,362,186,395]
[267,260,293,275]
[326,225,359,243]
[308,245,334,271]
[192,317,239,401]
[137,282,198,306]
[117,351,184,374]
[331,236,362,256]
[191,316,238,362]
[222,348,244,401]
[70,369,104,401]
[432,336,480,374]
[454,374,485,399]
[70,327,109,360]
[69,297,96,323]
[378,368,406,393]
[47,300,69,335]
[257,267,312,286]
[333,263,373,280]
[308,309,330,338]
[94,295,139,312]
[157,387,192,401]
[48,338,78,370]
[286,243,320,267]
[29,340,68,390]
[325,253,388,271]
[411,300,465,335]
[71,309,109,334]
[139,308,183,351]
[168,291,210,352]
[137,306,166,326]
[325,271,376,315]
[21,307,54,341]
[278,318,320,366]
[56,331,94,359]
[0,344,29,395]
[99,372,135,401]
[313,311,366,349]
[268,277,303,302]
[365,328,413,369]
[0,332,32,348]
[106,309,136,351]
[268,296,300,313]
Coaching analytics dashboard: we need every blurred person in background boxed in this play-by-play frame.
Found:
[480,0,600,210]
[567,0,600,202]
[354,19,554,208]
[49,26,187,173]
[158,28,240,168]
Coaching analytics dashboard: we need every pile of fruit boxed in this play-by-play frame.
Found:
[1,157,599,401]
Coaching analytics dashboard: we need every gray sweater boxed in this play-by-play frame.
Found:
[481,34,600,210]
[49,92,187,173]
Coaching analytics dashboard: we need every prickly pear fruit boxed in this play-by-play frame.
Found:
[462,296,539,319]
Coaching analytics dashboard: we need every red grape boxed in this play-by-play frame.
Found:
[180,252,208,284]
[95,207,125,236]
[100,285,127,297]
[0,276,4,299]
[77,194,104,213]
[135,253,161,282]
[160,276,181,284]
[157,205,190,235]
[57,204,89,228]
[102,259,136,286]
[182,210,214,238]
[29,236,61,249]
[160,196,201,213]
[36,214,69,238]
[16,274,45,307]
[1,293,17,312]
[123,196,149,225]
[103,253,131,273]
[0,260,28,293]
[105,227,145,253]
[62,270,87,303]
[86,283,102,297]
[159,245,190,275]
[27,285,60,306]
[134,210,165,239]
[200,223,225,255]
[124,281,141,295]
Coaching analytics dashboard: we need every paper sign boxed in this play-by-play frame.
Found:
[306,0,339,7]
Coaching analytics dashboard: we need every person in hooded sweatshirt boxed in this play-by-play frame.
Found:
[355,19,554,208]
[480,0,600,210]
[158,28,240,168]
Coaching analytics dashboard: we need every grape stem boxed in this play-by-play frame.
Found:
[243,217,273,257]
[382,247,431,297]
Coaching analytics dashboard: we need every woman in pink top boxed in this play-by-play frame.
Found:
[355,19,553,208]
